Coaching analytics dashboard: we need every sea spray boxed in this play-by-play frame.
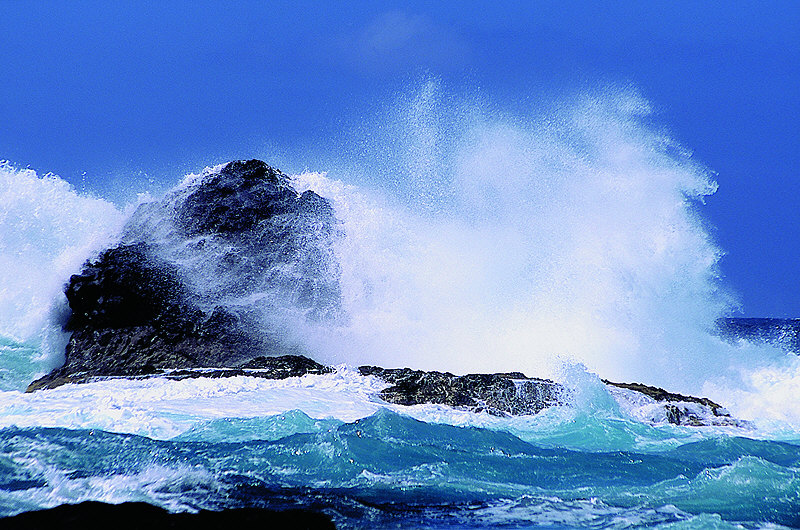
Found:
[293,85,726,380]
[1,83,799,428]
[1,137,800,525]
[2,73,800,527]
[291,82,799,425]
[0,163,124,382]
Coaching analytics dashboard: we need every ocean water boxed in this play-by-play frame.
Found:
[1,87,799,528]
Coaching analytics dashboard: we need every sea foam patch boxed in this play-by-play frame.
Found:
[0,369,388,439]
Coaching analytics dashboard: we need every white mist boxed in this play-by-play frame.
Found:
[292,82,799,424]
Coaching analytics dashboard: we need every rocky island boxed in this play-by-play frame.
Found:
[29,160,743,427]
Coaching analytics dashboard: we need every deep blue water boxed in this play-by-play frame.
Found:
[717,318,800,354]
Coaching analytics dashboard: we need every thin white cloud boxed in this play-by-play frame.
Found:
[347,11,470,73]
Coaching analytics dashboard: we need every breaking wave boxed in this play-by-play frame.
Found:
[2,82,799,424]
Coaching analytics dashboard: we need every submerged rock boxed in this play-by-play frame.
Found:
[604,380,743,427]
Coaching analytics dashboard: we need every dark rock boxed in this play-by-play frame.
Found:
[175,160,299,237]
[28,160,340,392]
[28,355,331,390]
[360,366,743,426]
[604,380,742,427]
[358,366,563,416]
[27,243,269,391]
[604,380,724,412]
[160,355,333,381]
[240,354,334,376]
[0,501,335,530]
[63,243,184,331]
[156,160,341,320]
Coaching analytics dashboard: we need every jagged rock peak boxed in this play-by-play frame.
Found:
[220,159,284,181]
[173,159,334,238]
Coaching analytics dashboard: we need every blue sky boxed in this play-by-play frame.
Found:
[1,1,798,317]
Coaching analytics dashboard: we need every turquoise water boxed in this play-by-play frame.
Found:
[0,331,798,528]
[0,405,798,528]
[0,338,43,393]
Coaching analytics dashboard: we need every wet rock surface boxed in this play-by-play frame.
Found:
[28,160,338,392]
[359,366,739,426]
[605,380,724,412]
[358,366,562,416]
[175,159,309,237]
[27,243,273,391]
[604,380,743,427]
[149,354,333,382]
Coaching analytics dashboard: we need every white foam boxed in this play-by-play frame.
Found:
[289,87,725,385]
[4,367,787,455]
[289,83,800,427]
[0,460,221,516]
[703,352,800,430]
[0,369,389,439]
[0,163,124,358]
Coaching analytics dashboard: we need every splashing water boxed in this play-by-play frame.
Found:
[1,83,800,528]
[289,83,800,425]
[1,81,799,425]
[0,162,124,378]
[2,84,799,423]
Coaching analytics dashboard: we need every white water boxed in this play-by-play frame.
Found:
[1,84,799,429]
[0,368,768,448]
[289,83,800,425]
[0,162,125,373]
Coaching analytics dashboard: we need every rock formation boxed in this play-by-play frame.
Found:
[26,159,745,427]
[358,366,562,416]
[603,380,739,427]
[28,160,338,391]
